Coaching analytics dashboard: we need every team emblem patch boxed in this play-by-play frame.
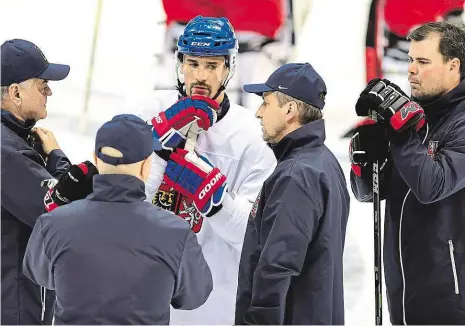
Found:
[177,197,204,233]
[152,181,204,233]
[152,181,177,209]
[250,190,262,219]
[427,140,439,159]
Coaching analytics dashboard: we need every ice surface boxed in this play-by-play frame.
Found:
[1,0,392,324]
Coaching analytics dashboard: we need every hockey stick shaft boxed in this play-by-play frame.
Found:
[373,159,382,325]
[371,110,383,325]
[184,120,199,152]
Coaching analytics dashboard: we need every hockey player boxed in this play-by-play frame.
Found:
[158,0,291,109]
[351,21,465,323]
[135,16,276,324]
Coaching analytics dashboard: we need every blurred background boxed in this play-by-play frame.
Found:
[1,0,464,324]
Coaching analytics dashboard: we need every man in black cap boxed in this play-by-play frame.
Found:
[23,114,213,325]
[235,63,350,324]
[1,39,76,324]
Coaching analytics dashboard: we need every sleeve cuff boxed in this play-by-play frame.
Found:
[46,149,68,171]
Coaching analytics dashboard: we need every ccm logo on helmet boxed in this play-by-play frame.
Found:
[199,172,223,200]
[191,42,211,47]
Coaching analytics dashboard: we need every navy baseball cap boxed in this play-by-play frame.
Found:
[1,39,70,86]
[243,62,327,109]
[95,114,157,166]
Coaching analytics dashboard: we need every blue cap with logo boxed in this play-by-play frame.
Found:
[95,114,156,166]
[243,62,327,109]
[1,39,70,86]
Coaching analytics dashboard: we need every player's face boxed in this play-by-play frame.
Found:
[181,55,228,99]
[408,33,460,101]
[256,92,288,144]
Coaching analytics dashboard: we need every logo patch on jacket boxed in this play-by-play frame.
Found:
[153,181,204,233]
[250,190,262,219]
[427,140,439,159]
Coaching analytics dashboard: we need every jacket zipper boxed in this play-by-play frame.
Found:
[41,287,46,322]
[399,189,410,325]
[398,123,431,325]
[448,240,460,294]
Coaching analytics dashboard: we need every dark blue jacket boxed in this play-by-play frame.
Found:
[235,120,350,325]
[1,109,70,324]
[23,174,213,325]
[351,79,465,324]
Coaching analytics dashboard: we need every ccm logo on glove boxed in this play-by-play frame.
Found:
[155,115,163,124]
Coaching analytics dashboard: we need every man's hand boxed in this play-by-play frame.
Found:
[355,78,426,134]
[349,118,389,177]
[150,95,220,151]
[31,127,61,156]
[163,149,228,217]
[42,161,99,212]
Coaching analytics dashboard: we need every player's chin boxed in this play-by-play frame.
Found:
[191,90,211,97]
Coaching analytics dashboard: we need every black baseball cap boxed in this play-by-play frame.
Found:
[95,114,157,166]
[243,62,327,109]
[1,39,70,86]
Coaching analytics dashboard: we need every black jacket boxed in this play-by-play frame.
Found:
[235,120,350,325]
[351,79,465,324]
[1,109,70,324]
[23,174,213,325]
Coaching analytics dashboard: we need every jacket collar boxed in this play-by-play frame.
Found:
[87,174,147,203]
[1,109,36,140]
[271,119,326,162]
[415,78,465,125]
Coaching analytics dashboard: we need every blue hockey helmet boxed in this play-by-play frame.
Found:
[177,16,238,58]
[175,16,238,98]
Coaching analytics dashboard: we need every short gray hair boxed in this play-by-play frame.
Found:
[273,91,322,124]
[0,86,9,99]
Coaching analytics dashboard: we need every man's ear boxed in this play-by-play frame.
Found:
[450,58,460,74]
[8,84,22,106]
[285,101,298,122]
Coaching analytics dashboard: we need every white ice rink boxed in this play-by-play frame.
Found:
[1,0,393,324]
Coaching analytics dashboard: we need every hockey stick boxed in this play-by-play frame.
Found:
[371,110,383,325]
[184,120,200,152]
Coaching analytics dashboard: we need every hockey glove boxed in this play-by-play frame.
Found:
[42,161,99,212]
[163,149,228,217]
[355,78,385,117]
[355,78,426,135]
[349,118,389,178]
[150,95,220,151]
